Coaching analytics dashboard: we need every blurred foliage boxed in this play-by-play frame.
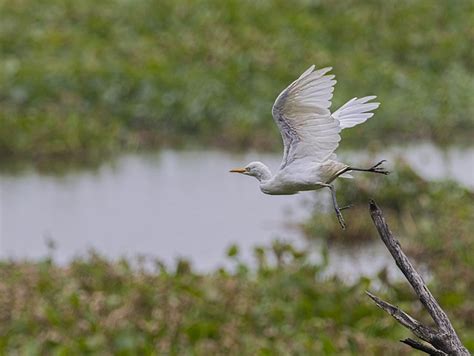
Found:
[303,161,474,350]
[1,0,473,160]
[0,245,415,355]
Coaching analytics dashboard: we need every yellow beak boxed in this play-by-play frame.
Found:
[229,168,246,173]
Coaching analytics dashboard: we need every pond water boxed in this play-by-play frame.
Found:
[1,143,473,280]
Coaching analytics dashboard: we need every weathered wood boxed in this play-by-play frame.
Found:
[402,338,447,356]
[367,200,470,355]
[366,291,438,344]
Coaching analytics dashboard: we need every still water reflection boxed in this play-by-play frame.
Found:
[1,143,472,279]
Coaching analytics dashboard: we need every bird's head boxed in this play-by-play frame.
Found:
[229,161,272,182]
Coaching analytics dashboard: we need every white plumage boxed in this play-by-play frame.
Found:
[230,65,388,228]
[332,95,380,129]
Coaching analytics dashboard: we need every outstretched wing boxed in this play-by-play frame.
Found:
[272,65,341,169]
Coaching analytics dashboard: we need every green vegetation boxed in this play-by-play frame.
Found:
[0,246,415,354]
[1,164,473,354]
[1,0,473,160]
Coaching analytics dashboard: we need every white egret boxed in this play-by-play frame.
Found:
[230,65,389,229]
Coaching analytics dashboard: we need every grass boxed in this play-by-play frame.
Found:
[0,0,473,160]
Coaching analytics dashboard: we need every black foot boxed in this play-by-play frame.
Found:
[368,160,390,175]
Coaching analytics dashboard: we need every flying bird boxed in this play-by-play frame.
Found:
[230,65,389,229]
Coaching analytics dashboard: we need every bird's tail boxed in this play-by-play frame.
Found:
[338,172,353,179]
[332,96,380,130]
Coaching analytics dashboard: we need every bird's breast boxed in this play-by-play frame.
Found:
[259,180,298,195]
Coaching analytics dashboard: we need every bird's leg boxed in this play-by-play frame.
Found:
[320,183,346,229]
[346,160,390,175]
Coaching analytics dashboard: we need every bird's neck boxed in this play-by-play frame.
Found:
[255,164,272,183]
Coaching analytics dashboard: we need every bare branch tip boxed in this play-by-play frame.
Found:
[369,199,378,212]
[401,338,447,355]
[365,290,376,299]
[365,291,385,308]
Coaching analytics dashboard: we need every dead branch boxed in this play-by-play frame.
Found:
[366,200,470,355]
